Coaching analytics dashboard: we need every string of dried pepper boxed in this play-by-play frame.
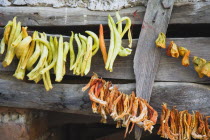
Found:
[82,73,158,138]
[158,103,210,140]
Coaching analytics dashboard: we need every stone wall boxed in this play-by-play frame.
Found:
[0,0,209,11]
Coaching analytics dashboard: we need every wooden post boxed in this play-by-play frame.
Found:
[133,0,175,139]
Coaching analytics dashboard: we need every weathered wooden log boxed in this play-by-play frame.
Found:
[133,0,175,139]
[0,77,209,116]
[0,2,209,26]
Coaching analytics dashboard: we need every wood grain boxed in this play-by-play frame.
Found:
[0,2,210,26]
[133,0,175,139]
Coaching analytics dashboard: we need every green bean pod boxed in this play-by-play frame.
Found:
[21,31,38,69]
[3,21,12,44]
[13,60,26,80]
[63,42,69,62]
[42,62,53,91]
[105,16,115,70]
[7,17,17,48]
[40,36,57,74]
[26,35,41,71]
[118,47,132,57]
[85,31,99,56]
[79,34,87,42]
[15,36,32,59]
[76,39,86,76]
[0,38,5,54]
[13,22,22,41]
[3,17,17,67]
[69,31,75,70]
[116,17,132,48]
[11,32,23,48]
[53,36,58,73]
[34,36,52,63]
[72,34,82,74]
[127,28,132,48]
[116,17,131,38]
[84,36,93,75]
[55,35,64,82]
[108,15,121,72]
[116,12,122,34]
[28,42,48,80]
[34,74,42,84]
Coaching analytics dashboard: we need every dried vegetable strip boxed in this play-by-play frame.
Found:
[82,73,158,138]
[158,103,210,140]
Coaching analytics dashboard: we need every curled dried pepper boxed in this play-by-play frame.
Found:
[166,41,179,58]
[193,56,206,78]
[182,50,190,67]
[178,46,188,56]
[155,32,166,49]
[201,62,210,77]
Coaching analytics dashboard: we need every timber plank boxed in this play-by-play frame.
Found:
[1,37,210,82]
[0,2,210,26]
[133,0,175,139]
[0,78,134,115]
[0,78,209,117]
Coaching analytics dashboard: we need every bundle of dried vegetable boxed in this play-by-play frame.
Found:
[82,73,158,138]
[0,13,132,91]
[158,103,210,140]
[0,17,99,91]
[104,12,132,72]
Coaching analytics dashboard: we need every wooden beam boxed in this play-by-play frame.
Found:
[0,77,209,116]
[150,82,210,115]
[1,37,210,82]
[0,78,134,115]
[0,2,209,26]
[133,0,175,139]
